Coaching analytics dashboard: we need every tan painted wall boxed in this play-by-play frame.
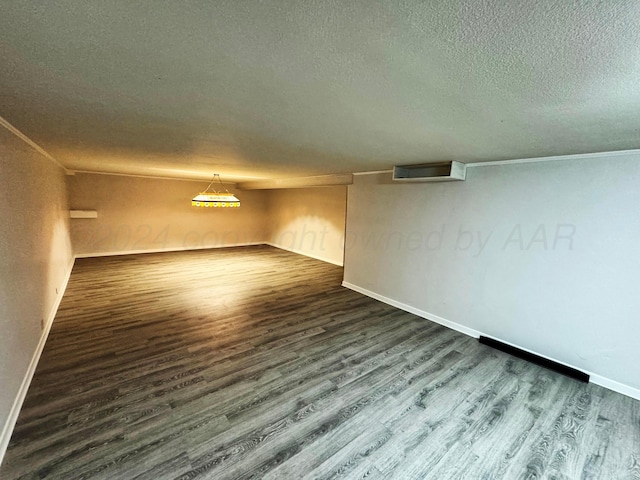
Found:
[0,167,345,456]
[68,173,269,256]
[266,186,347,265]
[0,125,73,445]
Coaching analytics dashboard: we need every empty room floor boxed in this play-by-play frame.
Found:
[2,245,639,479]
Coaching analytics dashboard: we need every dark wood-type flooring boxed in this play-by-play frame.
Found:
[2,245,639,479]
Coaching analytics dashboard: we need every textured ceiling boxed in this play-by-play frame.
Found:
[1,1,639,182]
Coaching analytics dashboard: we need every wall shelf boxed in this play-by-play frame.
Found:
[69,210,98,219]
[392,161,466,182]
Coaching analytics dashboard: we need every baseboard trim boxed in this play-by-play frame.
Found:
[266,243,343,266]
[589,375,640,400]
[479,335,589,382]
[74,242,266,259]
[341,281,640,401]
[341,281,480,338]
[0,258,75,466]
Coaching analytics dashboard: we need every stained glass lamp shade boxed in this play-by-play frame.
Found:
[191,174,240,208]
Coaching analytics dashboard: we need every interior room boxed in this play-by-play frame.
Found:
[1,1,639,478]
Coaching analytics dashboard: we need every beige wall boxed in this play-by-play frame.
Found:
[0,165,346,458]
[0,124,73,450]
[266,186,347,265]
[68,173,269,256]
[68,174,348,265]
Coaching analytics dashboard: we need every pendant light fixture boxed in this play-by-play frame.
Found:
[191,174,240,208]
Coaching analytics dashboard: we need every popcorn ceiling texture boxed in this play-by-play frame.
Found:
[1,1,639,181]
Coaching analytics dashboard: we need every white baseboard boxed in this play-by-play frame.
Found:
[474,333,640,399]
[589,374,640,400]
[74,242,265,259]
[265,242,343,266]
[5,256,637,470]
[0,258,75,466]
[341,281,480,338]
[1,242,338,465]
[341,281,640,401]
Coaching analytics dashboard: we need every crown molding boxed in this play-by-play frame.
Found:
[237,173,353,190]
[0,115,68,173]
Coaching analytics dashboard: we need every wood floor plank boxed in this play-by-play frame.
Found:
[2,245,639,479]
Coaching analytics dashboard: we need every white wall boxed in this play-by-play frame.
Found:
[343,152,640,396]
[68,173,269,256]
[0,122,73,460]
[266,186,347,266]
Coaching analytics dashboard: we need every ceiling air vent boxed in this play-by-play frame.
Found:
[392,161,466,182]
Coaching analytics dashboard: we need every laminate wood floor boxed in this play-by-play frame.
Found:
[2,245,639,479]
